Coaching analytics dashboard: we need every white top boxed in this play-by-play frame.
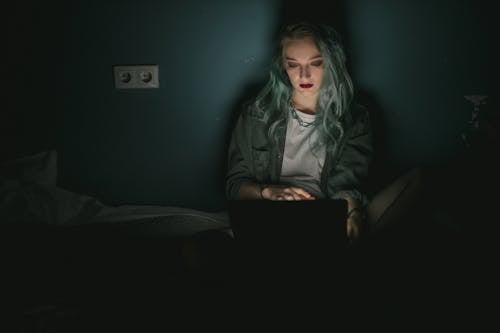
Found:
[280,109,326,198]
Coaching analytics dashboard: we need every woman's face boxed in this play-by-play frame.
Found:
[283,36,324,97]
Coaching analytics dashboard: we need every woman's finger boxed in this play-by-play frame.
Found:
[290,187,312,198]
[286,187,315,200]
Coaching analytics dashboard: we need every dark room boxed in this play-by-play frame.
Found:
[3,0,500,330]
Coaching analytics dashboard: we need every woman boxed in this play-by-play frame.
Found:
[225,22,425,245]
[226,22,372,243]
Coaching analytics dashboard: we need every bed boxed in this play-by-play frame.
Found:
[0,150,234,331]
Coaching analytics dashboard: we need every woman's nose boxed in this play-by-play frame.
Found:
[300,66,311,79]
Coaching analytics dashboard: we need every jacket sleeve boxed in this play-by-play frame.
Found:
[225,111,255,200]
[327,106,373,206]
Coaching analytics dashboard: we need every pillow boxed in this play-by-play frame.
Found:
[0,150,57,187]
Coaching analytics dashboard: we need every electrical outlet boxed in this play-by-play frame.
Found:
[113,65,159,89]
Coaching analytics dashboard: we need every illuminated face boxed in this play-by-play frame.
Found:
[283,36,324,97]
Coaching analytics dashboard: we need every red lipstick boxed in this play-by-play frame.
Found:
[300,83,313,89]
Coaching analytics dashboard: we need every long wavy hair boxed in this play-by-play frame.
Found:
[250,22,354,155]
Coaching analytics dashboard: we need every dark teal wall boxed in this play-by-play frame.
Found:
[6,0,499,210]
[56,0,281,210]
[344,0,499,171]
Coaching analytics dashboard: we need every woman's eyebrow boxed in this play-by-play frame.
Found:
[285,55,323,61]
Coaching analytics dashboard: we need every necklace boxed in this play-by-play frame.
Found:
[290,107,317,128]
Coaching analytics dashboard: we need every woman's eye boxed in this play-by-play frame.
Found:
[311,61,323,67]
[287,63,298,68]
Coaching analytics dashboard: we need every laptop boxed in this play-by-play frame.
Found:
[227,199,348,276]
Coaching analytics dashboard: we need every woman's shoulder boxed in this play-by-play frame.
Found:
[345,102,371,134]
[349,102,370,122]
[238,103,267,123]
[230,103,266,137]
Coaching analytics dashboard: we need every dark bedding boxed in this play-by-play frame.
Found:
[0,151,229,231]
[1,150,234,331]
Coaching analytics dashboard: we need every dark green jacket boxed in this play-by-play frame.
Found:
[225,105,373,205]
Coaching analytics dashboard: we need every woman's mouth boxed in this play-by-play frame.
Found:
[299,83,313,89]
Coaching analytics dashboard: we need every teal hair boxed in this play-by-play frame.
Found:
[251,22,354,154]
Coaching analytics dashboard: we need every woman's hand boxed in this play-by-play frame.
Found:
[346,210,363,245]
[345,197,365,245]
[261,186,316,201]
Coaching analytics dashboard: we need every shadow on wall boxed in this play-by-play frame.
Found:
[4,1,64,162]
